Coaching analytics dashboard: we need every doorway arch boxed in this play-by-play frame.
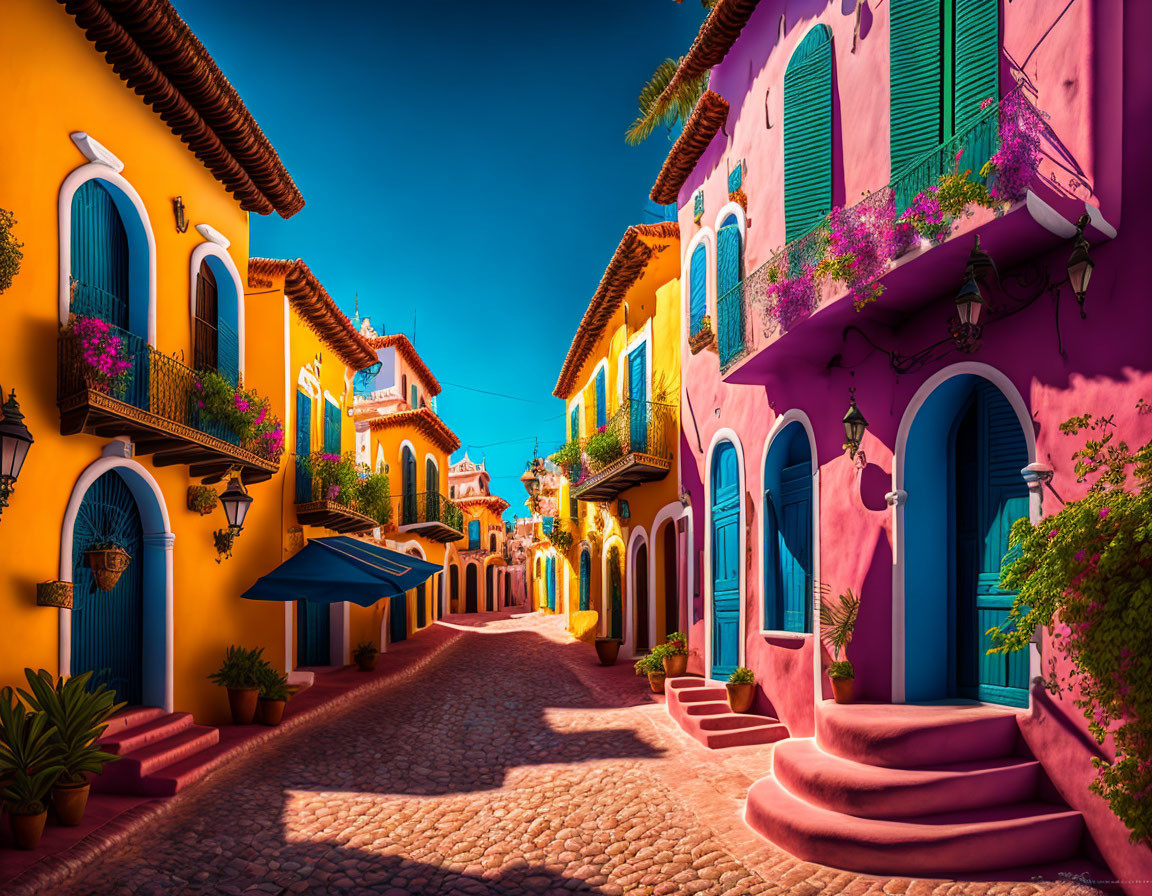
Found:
[707,433,744,679]
[762,418,815,633]
[486,564,495,612]
[450,563,460,613]
[465,563,479,613]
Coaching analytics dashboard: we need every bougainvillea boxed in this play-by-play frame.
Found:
[70,315,134,396]
[982,90,1044,202]
[194,372,284,462]
[763,264,818,331]
[991,408,1152,845]
[820,195,914,310]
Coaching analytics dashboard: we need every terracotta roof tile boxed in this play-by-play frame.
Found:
[366,334,441,397]
[248,258,377,370]
[650,90,730,204]
[60,0,303,217]
[553,222,679,399]
[365,407,462,455]
[660,0,761,110]
[456,494,510,516]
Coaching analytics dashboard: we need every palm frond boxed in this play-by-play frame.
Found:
[625,58,681,146]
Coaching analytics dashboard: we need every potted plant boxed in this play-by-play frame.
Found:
[353,641,379,672]
[820,588,860,704]
[187,485,218,516]
[593,636,621,666]
[255,664,289,727]
[85,541,131,591]
[549,440,582,478]
[636,644,669,693]
[18,669,123,827]
[207,645,265,724]
[0,688,64,850]
[662,631,688,677]
[585,428,623,469]
[726,667,756,713]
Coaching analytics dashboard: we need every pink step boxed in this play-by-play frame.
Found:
[665,676,789,749]
[136,741,235,797]
[94,725,220,795]
[773,739,1042,819]
[815,700,1021,768]
[100,712,194,756]
[101,706,164,737]
[746,774,1084,876]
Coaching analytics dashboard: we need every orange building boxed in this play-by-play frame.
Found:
[448,455,510,613]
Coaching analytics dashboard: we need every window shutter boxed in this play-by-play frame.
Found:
[570,406,579,441]
[689,244,707,335]
[953,0,999,171]
[70,180,130,330]
[783,25,833,243]
[217,318,240,385]
[324,402,341,455]
[294,390,312,501]
[890,0,944,179]
[595,368,607,429]
[716,224,740,298]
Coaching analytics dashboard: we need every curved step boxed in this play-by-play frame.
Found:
[816,701,1021,768]
[746,775,1083,876]
[773,739,1042,819]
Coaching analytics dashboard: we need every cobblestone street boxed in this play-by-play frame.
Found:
[46,613,1101,896]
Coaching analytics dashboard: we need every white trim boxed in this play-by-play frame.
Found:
[890,362,1036,704]
[681,227,716,325]
[70,132,123,172]
[59,456,174,712]
[297,366,322,399]
[324,390,341,409]
[576,357,612,426]
[190,241,246,378]
[616,319,654,406]
[703,428,747,682]
[624,526,649,656]
[398,440,417,463]
[600,535,626,637]
[713,202,747,246]
[194,223,230,248]
[59,161,157,345]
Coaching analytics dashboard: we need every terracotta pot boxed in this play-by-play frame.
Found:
[86,547,131,591]
[830,676,854,705]
[8,810,47,850]
[256,697,286,727]
[52,782,90,826]
[662,653,688,677]
[726,682,755,714]
[355,654,378,672]
[226,686,259,725]
[647,671,666,694]
[593,638,621,666]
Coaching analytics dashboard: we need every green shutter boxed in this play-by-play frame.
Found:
[783,25,833,243]
[890,0,944,178]
[953,0,999,172]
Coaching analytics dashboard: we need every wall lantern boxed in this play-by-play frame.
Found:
[0,389,34,519]
[952,271,988,353]
[842,388,868,464]
[1067,215,1094,317]
[172,196,188,233]
[213,475,253,562]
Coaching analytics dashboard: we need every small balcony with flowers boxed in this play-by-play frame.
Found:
[58,289,284,483]
[294,451,391,534]
[395,490,464,543]
[716,89,1112,384]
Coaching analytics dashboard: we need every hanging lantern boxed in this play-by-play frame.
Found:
[1067,215,1094,317]
[842,390,868,460]
[0,389,34,518]
[952,270,988,353]
[214,476,253,562]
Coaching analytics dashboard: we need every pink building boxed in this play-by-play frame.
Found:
[660,0,1149,885]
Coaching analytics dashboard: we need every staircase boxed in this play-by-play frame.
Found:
[95,707,223,797]
[745,701,1092,876]
[666,677,789,749]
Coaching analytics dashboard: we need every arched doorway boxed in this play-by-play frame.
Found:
[763,420,814,633]
[465,563,479,613]
[486,564,495,612]
[546,556,556,612]
[902,373,1032,706]
[297,598,330,666]
[710,439,741,678]
[634,541,649,651]
[450,564,460,613]
[579,549,591,611]
[661,520,677,639]
[607,546,623,639]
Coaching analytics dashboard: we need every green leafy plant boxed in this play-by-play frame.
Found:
[549,524,574,553]
[585,428,623,468]
[990,407,1152,845]
[357,471,391,524]
[827,660,855,680]
[255,665,289,702]
[0,207,23,294]
[18,669,124,787]
[193,371,284,462]
[665,632,688,656]
[820,588,860,662]
[0,688,64,815]
[187,485,218,515]
[635,643,669,676]
[934,150,995,217]
[728,666,755,685]
[549,440,582,473]
[207,646,266,690]
[308,452,362,506]
[353,641,379,663]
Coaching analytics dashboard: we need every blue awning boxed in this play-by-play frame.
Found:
[241,536,441,607]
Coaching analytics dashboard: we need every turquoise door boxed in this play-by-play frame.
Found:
[295,390,312,502]
[595,368,607,428]
[72,471,143,705]
[579,550,591,611]
[764,463,813,632]
[711,441,741,678]
[628,344,647,453]
[717,218,744,365]
[546,557,557,611]
[954,382,1030,707]
[71,179,130,329]
[297,599,330,665]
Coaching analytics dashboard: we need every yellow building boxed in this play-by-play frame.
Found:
[449,456,511,612]
[0,0,303,723]
[548,223,690,657]
[350,328,464,646]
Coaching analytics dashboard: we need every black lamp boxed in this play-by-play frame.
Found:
[0,389,34,517]
[952,269,988,352]
[1067,215,1094,317]
[842,389,868,461]
[213,476,253,561]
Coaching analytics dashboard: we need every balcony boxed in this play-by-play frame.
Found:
[571,399,675,502]
[57,313,279,484]
[293,456,383,534]
[397,491,463,542]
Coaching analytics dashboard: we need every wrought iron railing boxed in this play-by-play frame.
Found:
[574,398,676,481]
[399,491,463,534]
[717,89,1044,371]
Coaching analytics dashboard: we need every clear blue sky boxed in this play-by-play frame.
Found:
[173,0,703,519]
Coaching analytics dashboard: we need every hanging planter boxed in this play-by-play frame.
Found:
[187,485,218,516]
[85,542,131,591]
[36,580,73,609]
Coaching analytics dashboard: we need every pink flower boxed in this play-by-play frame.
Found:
[1099,507,1110,519]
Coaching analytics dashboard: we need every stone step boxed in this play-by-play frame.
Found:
[100,712,195,756]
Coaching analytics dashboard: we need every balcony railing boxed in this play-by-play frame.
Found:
[293,455,386,534]
[57,308,279,483]
[718,89,1043,373]
[398,491,463,542]
[570,398,675,501]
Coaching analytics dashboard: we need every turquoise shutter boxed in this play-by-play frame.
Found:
[295,390,312,501]
[595,368,607,429]
[71,180,131,330]
[890,0,944,179]
[783,25,833,242]
[689,244,707,335]
[402,447,416,524]
[570,406,579,441]
[716,222,743,363]
[468,519,480,550]
[953,0,999,173]
[215,268,240,385]
[324,401,341,455]
[411,384,418,408]
[727,165,743,192]
[579,550,590,611]
[628,345,647,453]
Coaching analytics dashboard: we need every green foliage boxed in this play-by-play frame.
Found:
[188,485,218,514]
[827,660,855,680]
[0,688,64,815]
[357,471,392,525]
[0,207,23,295]
[935,165,995,218]
[820,588,860,662]
[625,59,710,146]
[991,408,1152,845]
[728,666,755,685]
[207,645,267,690]
[255,665,289,702]
[19,669,124,786]
[549,524,574,554]
[193,372,285,462]
[635,643,669,676]
[549,440,582,473]
[307,452,362,506]
[664,632,688,656]
[353,641,379,662]
[585,429,623,468]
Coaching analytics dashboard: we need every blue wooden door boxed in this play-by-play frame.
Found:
[297,599,330,665]
[390,593,407,643]
[295,391,312,502]
[579,550,591,611]
[954,382,1030,706]
[465,564,478,613]
[717,220,744,364]
[628,344,647,453]
[711,441,741,678]
[779,463,813,632]
[72,471,144,705]
[71,179,130,329]
[546,557,557,611]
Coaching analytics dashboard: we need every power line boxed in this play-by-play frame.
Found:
[439,380,550,404]
[465,415,565,450]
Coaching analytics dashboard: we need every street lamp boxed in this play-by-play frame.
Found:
[0,389,34,519]
[952,270,988,353]
[1067,215,1094,317]
[842,389,868,463]
[213,475,253,562]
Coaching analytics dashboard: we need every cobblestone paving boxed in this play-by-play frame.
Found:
[51,613,1102,896]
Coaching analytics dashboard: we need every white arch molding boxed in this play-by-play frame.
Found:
[712,201,747,246]
[189,241,246,378]
[703,428,747,681]
[624,526,649,657]
[59,453,174,711]
[681,226,717,328]
[600,535,626,637]
[890,362,1037,704]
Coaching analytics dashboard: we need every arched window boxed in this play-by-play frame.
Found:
[468,519,481,550]
[71,179,130,330]
[579,548,591,611]
[425,458,439,519]
[489,533,497,553]
[689,243,707,337]
[716,214,744,365]
[193,257,240,383]
[401,445,417,524]
[784,25,833,242]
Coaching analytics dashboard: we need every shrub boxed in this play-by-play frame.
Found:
[256,665,289,702]
[193,372,284,462]
[188,485,218,515]
[827,660,855,680]
[207,646,267,690]
[550,440,582,473]
[309,452,361,505]
[728,666,755,685]
[585,428,623,468]
[0,207,23,295]
[68,315,135,397]
[981,91,1044,203]
[357,471,391,524]
[665,632,688,656]
[635,644,669,676]
[0,688,63,816]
